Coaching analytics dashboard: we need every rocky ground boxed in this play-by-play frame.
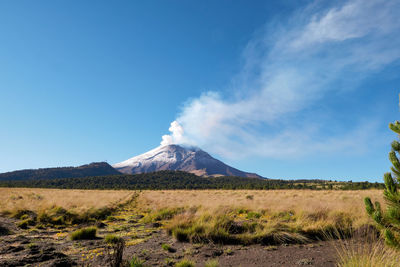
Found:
[0,213,348,267]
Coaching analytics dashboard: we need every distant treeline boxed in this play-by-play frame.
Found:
[0,170,384,190]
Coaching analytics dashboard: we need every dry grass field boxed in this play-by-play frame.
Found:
[0,188,391,266]
[0,188,383,228]
[139,189,383,212]
[138,189,384,228]
[0,188,134,214]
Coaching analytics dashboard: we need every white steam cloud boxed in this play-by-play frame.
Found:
[160,121,185,146]
[161,0,400,158]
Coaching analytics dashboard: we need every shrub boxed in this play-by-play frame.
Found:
[17,218,35,229]
[129,256,145,267]
[165,258,174,265]
[37,206,78,226]
[161,243,176,252]
[162,243,171,251]
[246,211,261,219]
[107,215,118,221]
[336,239,400,267]
[175,259,195,267]
[205,259,219,267]
[224,248,233,255]
[167,211,313,245]
[144,208,184,223]
[105,234,123,244]
[86,207,113,220]
[70,227,97,240]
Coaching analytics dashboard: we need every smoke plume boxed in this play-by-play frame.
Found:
[161,0,400,158]
[160,121,185,146]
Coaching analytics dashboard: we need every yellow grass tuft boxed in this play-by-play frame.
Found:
[336,239,400,267]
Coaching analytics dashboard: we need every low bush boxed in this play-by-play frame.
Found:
[129,256,145,267]
[20,214,29,220]
[165,207,359,245]
[83,206,113,221]
[11,209,32,219]
[106,215,118,221]
[143,207,184,223]
[336,239,400,267]
[161,243,171,251]
[175,259,195,267]
[17,218,35,229]
[34,205,114,227]
[161,243,176,252]
[105,234,123,244]
[37,206,78,226]
[70,227,97,240]
[205,259,219,267]
[246,211,261,219]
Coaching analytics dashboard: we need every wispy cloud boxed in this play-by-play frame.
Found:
[162,0,400,159]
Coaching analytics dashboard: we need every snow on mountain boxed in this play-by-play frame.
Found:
[113,144,261,178]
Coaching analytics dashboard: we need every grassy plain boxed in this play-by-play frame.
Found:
[133,190,383,245]
[138,189,383,227]
[0,188,134,214]
[0,188,391,266]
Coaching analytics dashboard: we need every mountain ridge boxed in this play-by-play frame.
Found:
[0,162,120,181]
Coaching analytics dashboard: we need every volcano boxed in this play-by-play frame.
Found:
[113,144,261,178]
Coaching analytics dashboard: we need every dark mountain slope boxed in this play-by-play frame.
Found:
[0,162,120,181]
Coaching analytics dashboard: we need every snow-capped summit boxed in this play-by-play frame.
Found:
[113,144,261,178]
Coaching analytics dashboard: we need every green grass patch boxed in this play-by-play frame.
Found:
[129,256,146,267]
[70,227,97,240]
[105,234,123,244]
[161,243,176,252]
[205,259,219,267]
[175,259,195,267]
[17,218,36,229]
[143,207,184,223]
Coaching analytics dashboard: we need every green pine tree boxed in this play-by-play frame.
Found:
[365,120,400,248]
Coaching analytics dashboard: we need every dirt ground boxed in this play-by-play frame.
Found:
[0,214,347,267]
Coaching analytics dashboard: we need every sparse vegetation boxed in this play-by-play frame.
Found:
[143,207,184,223]
[0,188,389,266]
[175,259,195,267]
[336,239,400,267]
[17,218,35,229]
[70,227,97,240]
[129,256,146,267]
[204,259,219,267]
[105,234,122,244]
[161,243,176,252]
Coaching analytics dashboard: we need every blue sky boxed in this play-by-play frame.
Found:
[1,0,399,181]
